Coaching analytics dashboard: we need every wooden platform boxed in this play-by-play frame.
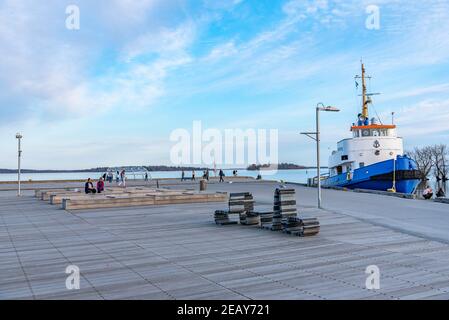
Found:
[2,182,449,300]
[34,186,227,210]
[62,192,227,210]
[49,187,166,205]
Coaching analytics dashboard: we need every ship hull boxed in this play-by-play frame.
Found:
[323,156,421,194]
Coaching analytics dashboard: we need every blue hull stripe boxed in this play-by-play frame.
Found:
[323,156,421,194]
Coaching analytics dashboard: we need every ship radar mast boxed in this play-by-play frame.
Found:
[355,61,380,123]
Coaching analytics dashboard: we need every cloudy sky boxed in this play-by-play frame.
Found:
[1,0,448,169]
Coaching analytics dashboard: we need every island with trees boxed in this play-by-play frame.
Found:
[246,163,323,171]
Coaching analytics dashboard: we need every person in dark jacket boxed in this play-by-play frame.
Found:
[436,188,446,198]
[85,178,96,194]
[423,186,433,200]
[219,169,225,182]
[97,177,105,194]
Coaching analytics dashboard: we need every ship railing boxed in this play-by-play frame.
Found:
[308,173,330,187]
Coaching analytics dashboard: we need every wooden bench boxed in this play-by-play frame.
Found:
[49,187,167,205]
[62,191,227,210]
[35,188,78,199]
[40,189,82,201]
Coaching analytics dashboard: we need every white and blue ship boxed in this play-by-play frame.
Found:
[323,63,422,194]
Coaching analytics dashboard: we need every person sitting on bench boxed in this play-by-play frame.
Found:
[97,177,105,194]
[85,178,96,194]
[436,188,446,198]
[423,186,433,200]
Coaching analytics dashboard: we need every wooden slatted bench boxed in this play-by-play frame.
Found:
[62,191,227,210]
[35,188,78,199]
[40,189,82,201]
[49,187,165,205]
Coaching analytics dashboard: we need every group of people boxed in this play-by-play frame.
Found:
[180,168,227,182]
[423,186,446,200]
[181,170,196,181]
[84,169,127,194]
[84,178,103,194]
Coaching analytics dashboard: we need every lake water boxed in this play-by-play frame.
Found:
[0,169,319,184]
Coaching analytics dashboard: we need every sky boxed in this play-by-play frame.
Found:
[0,0,449,170]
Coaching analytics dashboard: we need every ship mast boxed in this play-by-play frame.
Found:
[355,61,373,120]
[361,62,368,119]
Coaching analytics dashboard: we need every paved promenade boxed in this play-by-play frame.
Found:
[1,181,449,299]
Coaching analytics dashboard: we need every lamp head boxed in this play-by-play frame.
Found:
[16,133,22,139]
[324,106,340,112]
[318,105,340,112]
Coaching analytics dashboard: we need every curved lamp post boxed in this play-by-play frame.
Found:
[16,133,23,197]
[301,103,340,209]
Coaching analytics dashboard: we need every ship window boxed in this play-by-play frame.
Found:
[337,166,343,174]
[359,162,365,168]
[341,155,348,161]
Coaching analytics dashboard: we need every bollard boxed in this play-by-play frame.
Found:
[200,179,207,191]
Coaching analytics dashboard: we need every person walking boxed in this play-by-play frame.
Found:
[107,171,113,183]
[118,169,126,187]
[219,169,225,183]
[192,170,196,181]
[144,172,148,181]
[205,169,209,181]
[181,170,185,181]
[116,171,120,183]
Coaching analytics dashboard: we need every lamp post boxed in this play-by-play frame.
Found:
[16,133,23,197]
[301,103,340,209]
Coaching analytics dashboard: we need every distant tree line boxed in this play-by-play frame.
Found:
[0,165,210,174]
[143,165,209,172]
[407,144,448,186]
[247,163,316,171]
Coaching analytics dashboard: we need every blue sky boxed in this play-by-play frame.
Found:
[1,0,449,169]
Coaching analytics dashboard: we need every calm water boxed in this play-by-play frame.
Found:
[0,169,319,184]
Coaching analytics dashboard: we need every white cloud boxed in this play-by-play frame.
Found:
[382,99,449,138]
[101,0,160,26]
[204,41,238,61]
[385,83,449,101]
[122,22,195,62]
[0,1,195,122]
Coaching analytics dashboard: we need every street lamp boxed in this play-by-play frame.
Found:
[16,133,23,197]
[301,103,340,209]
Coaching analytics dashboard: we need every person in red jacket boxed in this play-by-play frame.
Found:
[97,177,105,194]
